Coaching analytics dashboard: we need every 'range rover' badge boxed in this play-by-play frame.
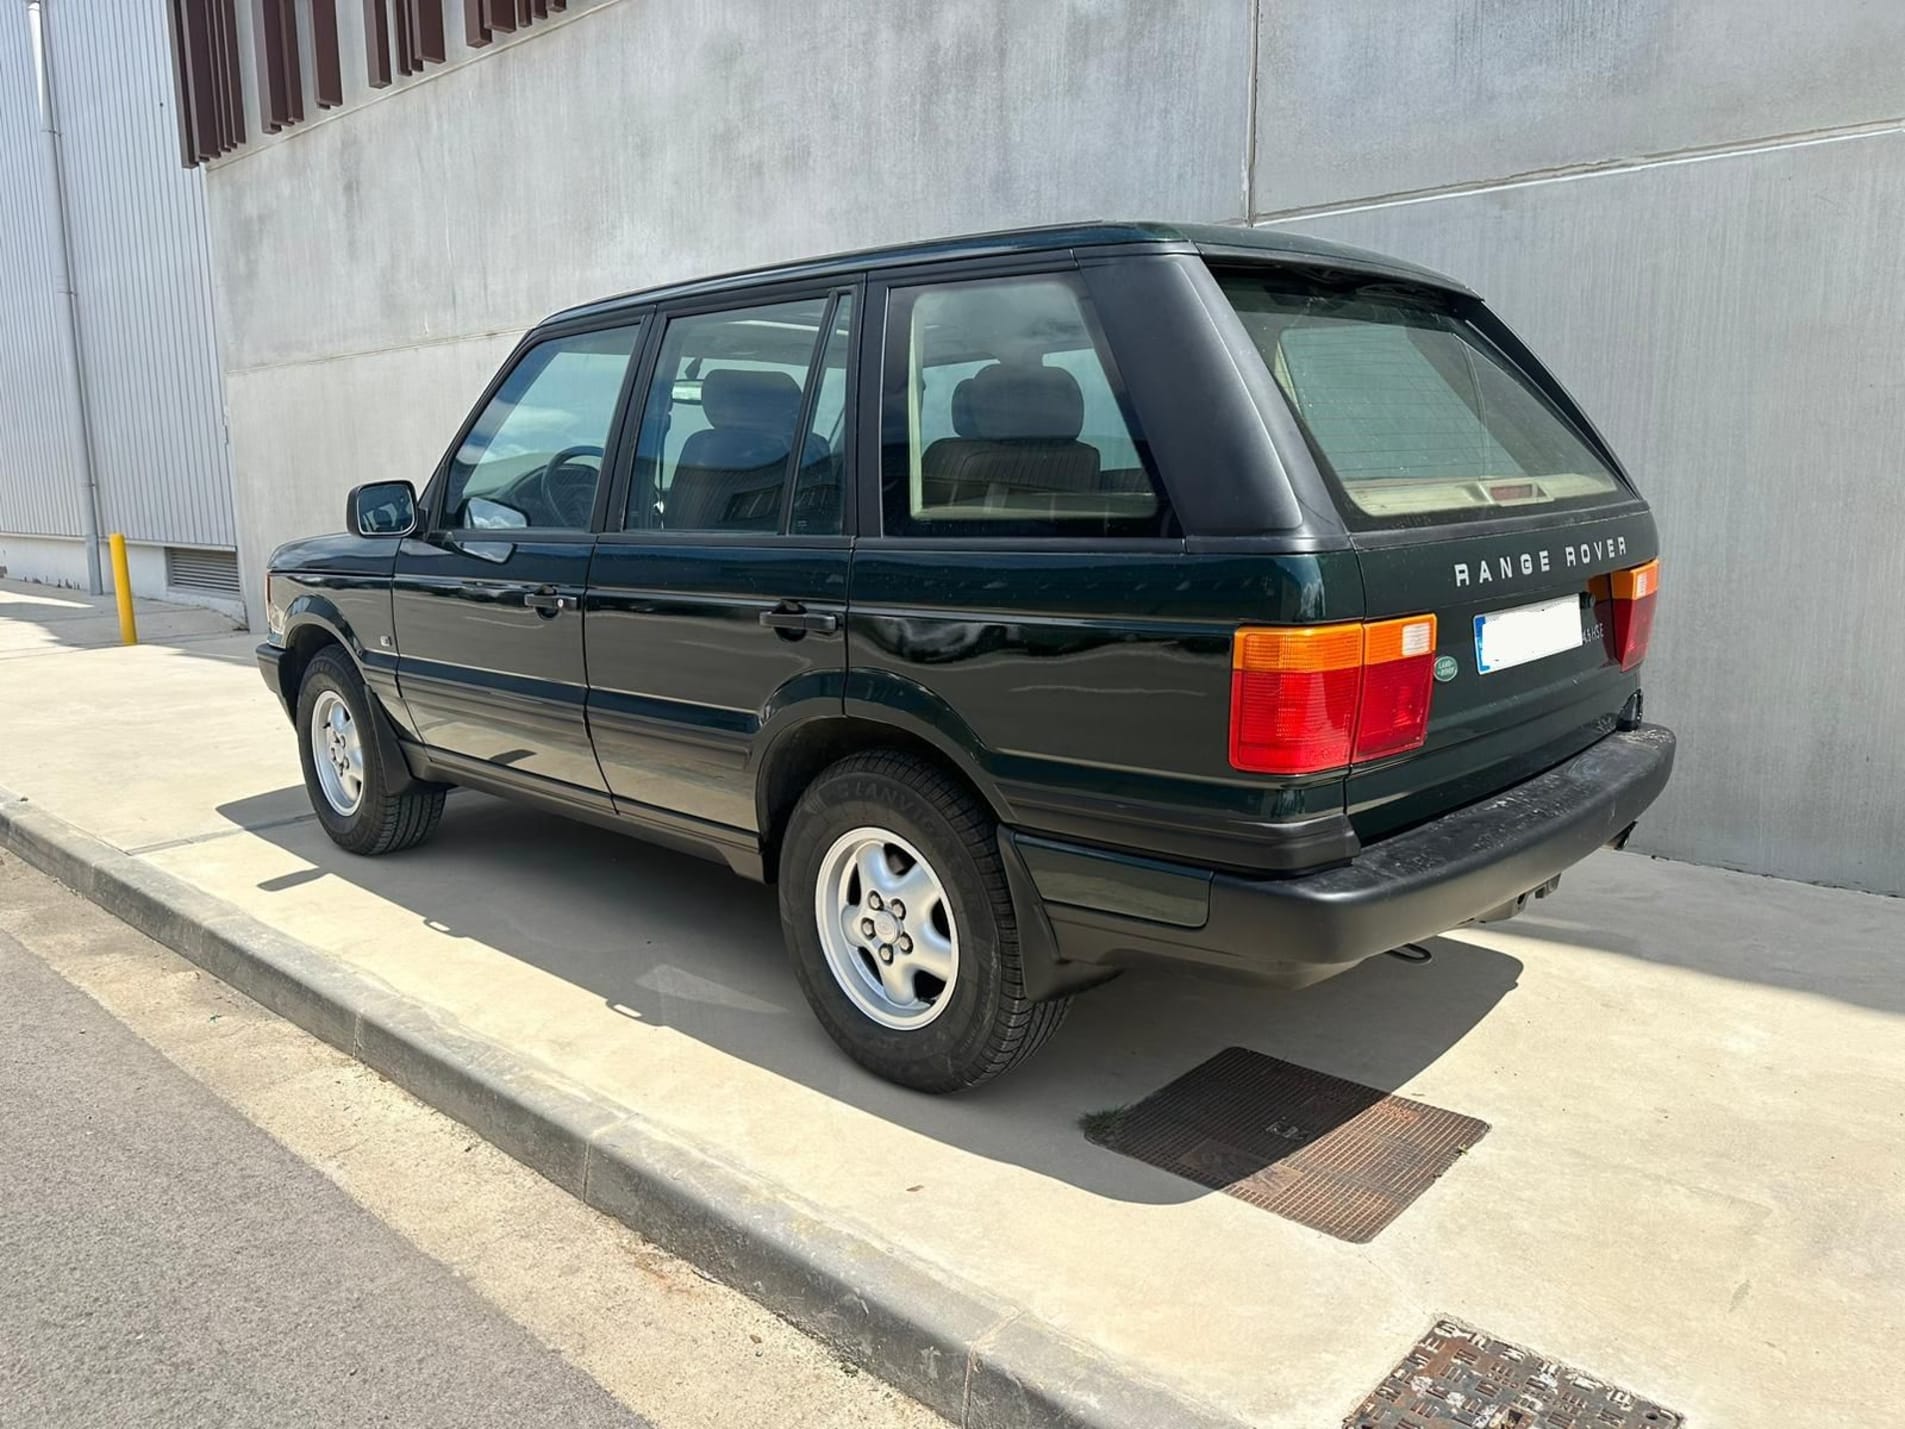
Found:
[1434,655,1459,683]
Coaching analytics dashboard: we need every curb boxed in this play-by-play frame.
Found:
[0,788,1247,1429]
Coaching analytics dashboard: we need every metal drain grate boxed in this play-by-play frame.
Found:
[1083,1046,1487,1242]
[1346,1319,1684,1427]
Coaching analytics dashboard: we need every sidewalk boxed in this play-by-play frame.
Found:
[2,578,1900,1427]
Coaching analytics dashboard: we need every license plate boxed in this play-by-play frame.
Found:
[1474,595,1583,674]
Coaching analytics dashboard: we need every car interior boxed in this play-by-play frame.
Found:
[900,280,1157,524]
[640,303,846,534]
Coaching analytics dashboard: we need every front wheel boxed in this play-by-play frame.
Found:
[295,647,446,856]
[778,752,1068,1092]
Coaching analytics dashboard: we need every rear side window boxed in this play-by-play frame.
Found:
[1221,273,1624,528]
[878,274,1168,538]
[629,297,833,533]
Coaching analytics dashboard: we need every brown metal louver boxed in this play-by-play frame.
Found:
[469,0,562,50]
[167,0,334,162]
[167,0,562,165]
[166,0,244,164]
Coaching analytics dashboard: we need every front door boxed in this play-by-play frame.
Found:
[394,320,644,793]
[586,287,858,835]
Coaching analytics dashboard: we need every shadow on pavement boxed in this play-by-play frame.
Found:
[217,785,1521,1205]
[1485,858,1904,1017]
[0,581,244,663]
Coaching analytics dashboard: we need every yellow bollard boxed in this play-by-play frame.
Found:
[108,533,137,646]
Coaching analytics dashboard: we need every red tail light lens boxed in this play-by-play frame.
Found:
[1609,559,1659,671]
[1229,615,1438,775]
[1229,625,1363,774]
[1353,616,1439,762]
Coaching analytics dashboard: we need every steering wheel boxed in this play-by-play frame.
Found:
[531,444,605,528]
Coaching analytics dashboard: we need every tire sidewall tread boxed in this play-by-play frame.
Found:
[295,647,444,857]
[779,751,1067,1093]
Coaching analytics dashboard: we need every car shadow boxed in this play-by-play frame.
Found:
[216,786,1523,1205]
[1475,851,1905,1017]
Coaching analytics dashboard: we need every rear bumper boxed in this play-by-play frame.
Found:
[1012,723,1675,989]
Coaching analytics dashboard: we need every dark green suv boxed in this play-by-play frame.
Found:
[259,222,1674,1092]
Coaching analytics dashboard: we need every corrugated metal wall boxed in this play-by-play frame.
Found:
[56,0,235,550]
[0,0,234,552]
[0,5,87,539]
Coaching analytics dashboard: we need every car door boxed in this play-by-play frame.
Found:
[585,284,858,838]
[393,317,645,794]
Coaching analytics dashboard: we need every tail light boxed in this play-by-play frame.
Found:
[1608,559,1658,671]
[1229,614,1438,775]
[1355,616,1439,761]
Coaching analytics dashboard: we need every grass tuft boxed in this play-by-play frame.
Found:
[1078,1105,1130,1144]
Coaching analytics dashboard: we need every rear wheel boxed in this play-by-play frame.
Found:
[295,647,446,856]
[778,751,1068,1092]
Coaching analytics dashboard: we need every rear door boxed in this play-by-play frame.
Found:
[393,320,644,793]
[1219,270,1658,839]
[585,284,858,837]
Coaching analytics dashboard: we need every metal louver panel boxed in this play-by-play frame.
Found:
[164,545,240,594]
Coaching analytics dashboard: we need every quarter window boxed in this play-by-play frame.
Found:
[878,275,1165,538]
[629,297,833,533]
[443,325,641,531]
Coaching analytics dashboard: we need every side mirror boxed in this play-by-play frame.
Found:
[346,481,418,538]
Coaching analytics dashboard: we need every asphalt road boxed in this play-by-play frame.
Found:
[0,927,648,1429]
[0,853,942,1429]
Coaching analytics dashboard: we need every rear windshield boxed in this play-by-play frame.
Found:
[1220,272,1625,528]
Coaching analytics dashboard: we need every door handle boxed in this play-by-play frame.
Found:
[759,603,838,636]
[523,586,571,617]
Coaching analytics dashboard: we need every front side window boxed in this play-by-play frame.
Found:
[879,275,1166,538]
[629,297,832,533]
[443,324,641,531]
[1220,273,1624,527]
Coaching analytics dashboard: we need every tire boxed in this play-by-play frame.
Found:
[778,751,1069,1093]
[295,646,446,856]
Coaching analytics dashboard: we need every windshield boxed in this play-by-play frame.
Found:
[1220,272,1625,527]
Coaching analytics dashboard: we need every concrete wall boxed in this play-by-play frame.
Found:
[199,0,1905,894]
[209,0,1254,607]
[1256,4,1905,893]
[0,531,242,621]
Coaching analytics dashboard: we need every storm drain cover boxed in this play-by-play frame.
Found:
[1346,1319,1684,1427]
[1082,1046,1487,1242]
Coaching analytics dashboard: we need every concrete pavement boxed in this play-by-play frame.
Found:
[1,579,1901,1427]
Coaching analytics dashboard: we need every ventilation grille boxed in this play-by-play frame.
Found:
[165,546,241,596]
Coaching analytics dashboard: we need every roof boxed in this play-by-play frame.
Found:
[544,220,1470,327]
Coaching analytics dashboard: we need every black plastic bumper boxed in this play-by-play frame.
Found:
[257,642,291,717]
[1015,723,1676,990]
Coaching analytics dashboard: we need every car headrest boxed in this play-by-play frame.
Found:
[963,363,1086,442]
[701,368,804,434]
[950,374,983,437]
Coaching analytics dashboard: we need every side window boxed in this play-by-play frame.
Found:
[629,297,831,533]
[443,325,641,531]
[878,274,1167,538]
[789,294,854,536]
